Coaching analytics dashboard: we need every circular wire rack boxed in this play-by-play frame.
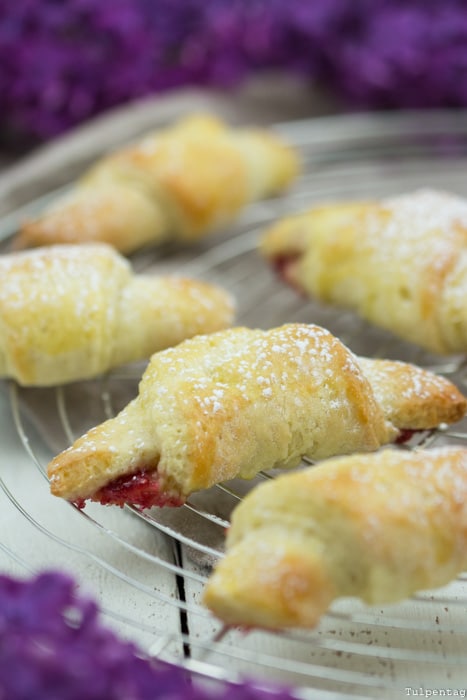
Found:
[2,110,467,698]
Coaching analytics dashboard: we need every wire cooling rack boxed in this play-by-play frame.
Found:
[2,110,467,698]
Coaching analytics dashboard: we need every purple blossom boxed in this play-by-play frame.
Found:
[0,571,294,700]
[1,0,467,143]
[326,0,467,109]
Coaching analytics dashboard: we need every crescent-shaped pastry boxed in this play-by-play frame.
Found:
[260,189,467,355]
[47,323,466,508]
[203,447,467,630]
[0,243,235,386]
[15,114,299,254]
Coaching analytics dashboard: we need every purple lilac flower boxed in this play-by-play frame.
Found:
[327,0,467,109]
[1,0,467,143]
[0,570,294,700]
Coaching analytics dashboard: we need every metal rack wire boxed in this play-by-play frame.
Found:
[2,110,467,698]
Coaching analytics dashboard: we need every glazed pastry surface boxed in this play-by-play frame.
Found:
[47,323,466,507]
[0,243,235,386]
[260,189,467,354]
[16,114,299,254]
[203,447,467,630]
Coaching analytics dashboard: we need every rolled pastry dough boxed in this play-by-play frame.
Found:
[0,243,235,386]
[260,189,467,354]
[16,114,299,254]
[47,323,466,507]
[204,447,467,629]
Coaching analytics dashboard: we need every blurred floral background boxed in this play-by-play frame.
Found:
[1,0,467,148]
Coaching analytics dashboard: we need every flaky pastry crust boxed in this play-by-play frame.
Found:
[260,189,467,354]
[47,323,466,507]
[16,114,299,254]
[0,243,235,386]
[203,447,467,630]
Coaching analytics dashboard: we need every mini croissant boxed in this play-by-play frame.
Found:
[203,447,467,630]
[47,323,466,508]
[15,114,299,255]
[0,243,235,386]
[260,189,467,355]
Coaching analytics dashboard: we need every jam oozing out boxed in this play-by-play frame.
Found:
[272,253,306,296]
[71,431,424,511]
[395,428,422,445]
[73,469,184,509]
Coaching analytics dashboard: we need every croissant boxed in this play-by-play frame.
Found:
[15,114,299,255]
[260,189,467,355]
[0,243,235,386]
[47,323,466,508]
[203,446,467,630]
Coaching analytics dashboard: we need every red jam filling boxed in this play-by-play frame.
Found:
[272,253,306,296]
[73,469,184,510]
[395,429,419,445]
[71,430,423,511]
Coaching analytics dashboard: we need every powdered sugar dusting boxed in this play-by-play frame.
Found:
[50,321,465,506]
[360,189,467,302]
[382,189,467,241]
[133,323,396,492]
[0,244,127,383]
[298,188,467,353]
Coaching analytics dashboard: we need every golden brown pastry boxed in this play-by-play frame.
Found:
[15,114,299,255]
[47,323,466,508]
[0,243,235,386]
[260,189,467,355]
[203,447,467,630]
